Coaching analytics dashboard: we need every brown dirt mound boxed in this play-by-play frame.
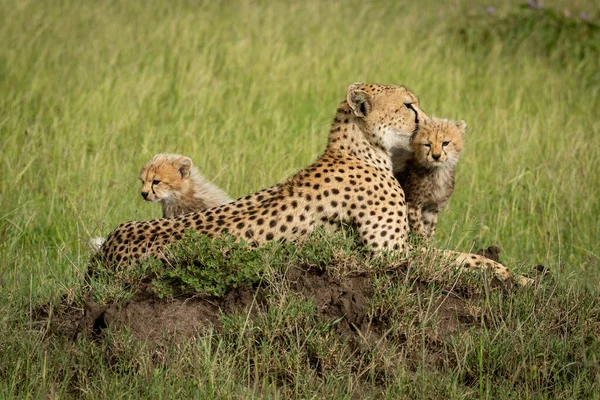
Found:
[43,262,482,347]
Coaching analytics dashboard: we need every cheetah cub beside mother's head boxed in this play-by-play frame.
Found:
[395,117,465,238]
[140,153,233,218]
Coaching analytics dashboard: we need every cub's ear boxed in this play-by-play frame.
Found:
[456,120,467,134]
[347,82,372,119]
[177,156,193,178]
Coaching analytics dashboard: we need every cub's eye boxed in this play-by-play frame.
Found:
[152,180,161,185]
[442,141,450,146]
[423,144,431,148]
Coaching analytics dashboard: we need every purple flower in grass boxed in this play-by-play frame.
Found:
[486,6,495,15]
[528,0,542,8]
[580,13,590,22]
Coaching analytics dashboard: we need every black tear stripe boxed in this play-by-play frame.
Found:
[151,175,157,195]
[405,103,419,134]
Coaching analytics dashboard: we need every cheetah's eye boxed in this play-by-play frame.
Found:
[424,144,431,148]
[442,141,450,147]
[152,180,161,185]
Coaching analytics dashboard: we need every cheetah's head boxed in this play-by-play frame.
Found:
[139,154,193,203]
[411,118,465,168]
[346,83,429,153]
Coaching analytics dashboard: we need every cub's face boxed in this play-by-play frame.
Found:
[346,83,429,152]
[411,118,465,168]
[139,154,192,202]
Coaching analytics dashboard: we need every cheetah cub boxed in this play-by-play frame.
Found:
[140,153,233,218]
[89,154,232,252]
[395,117,465,238]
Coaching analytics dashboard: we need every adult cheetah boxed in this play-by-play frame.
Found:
[95,83,529,285]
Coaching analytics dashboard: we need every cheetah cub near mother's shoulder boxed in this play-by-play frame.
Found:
[140,153,233,218]
[395,117,465,238]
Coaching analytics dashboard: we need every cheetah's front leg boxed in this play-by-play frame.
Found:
[421,209,439,237]
[351,199,411,253]
[408,204,429,237]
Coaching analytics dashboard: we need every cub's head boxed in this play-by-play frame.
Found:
[411,118,465,168]
[139,154,193,203]
[346,83,429,152]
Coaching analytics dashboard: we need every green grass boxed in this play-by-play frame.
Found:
[3,230,600,398]
[1,0,599,398]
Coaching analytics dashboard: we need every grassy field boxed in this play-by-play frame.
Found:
[1,0,599,398]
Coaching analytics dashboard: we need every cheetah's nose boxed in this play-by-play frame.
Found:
[141,191,149,199]
[432,153,441,160]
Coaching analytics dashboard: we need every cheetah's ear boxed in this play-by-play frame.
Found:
[177,156,193,179]
[456,120,467,134]
[347,83,372,119]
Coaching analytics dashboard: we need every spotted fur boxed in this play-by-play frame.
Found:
[95,83,531,286]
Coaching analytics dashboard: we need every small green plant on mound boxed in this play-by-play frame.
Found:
[149,232,271,297]
[85,236,271,301]
[143,227,368,298]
